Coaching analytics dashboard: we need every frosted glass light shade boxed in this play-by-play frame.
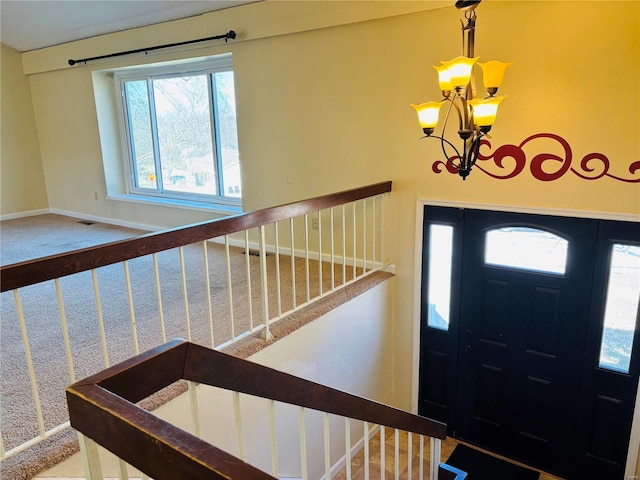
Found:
[441,56,479,88]
[478,60,513,90]
[411,101,445,129]
[469,96,504,127]
[433,65,453,91]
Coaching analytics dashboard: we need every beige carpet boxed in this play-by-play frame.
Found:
[0,214,390,479]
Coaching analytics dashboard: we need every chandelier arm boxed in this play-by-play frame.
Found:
[424,133,463,162]
[440,134,462,166]
[440,95,466,138]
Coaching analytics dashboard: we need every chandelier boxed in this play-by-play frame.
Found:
[411,0,512,180]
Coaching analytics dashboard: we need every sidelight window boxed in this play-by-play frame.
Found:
[598,243,640,374]
[426,224,454,331]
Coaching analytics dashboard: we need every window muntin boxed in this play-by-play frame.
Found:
[598,244,640,374]
[118,57,240,204]
[427,224,454,331]
[484,227,568,275]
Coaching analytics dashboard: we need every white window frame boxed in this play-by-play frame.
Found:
[114,54,241,207]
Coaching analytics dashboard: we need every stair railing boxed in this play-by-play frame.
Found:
[0,181,391,464]
[67,339,452,480]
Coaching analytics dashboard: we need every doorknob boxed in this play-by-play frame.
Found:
[466,329,473,337]
[464,344,472,354]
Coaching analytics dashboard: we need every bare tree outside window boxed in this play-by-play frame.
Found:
[120,60,240,203]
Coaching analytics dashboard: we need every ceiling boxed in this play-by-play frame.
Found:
[0,0,261,52]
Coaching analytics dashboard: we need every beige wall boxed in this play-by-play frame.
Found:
[8,0,640,447]
[1,43,48,216]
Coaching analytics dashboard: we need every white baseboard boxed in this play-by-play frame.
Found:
[0,208,49,221]
[48,208,161,232]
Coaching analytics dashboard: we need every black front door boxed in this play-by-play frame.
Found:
[418,206,640,480]
[454,209,597,478]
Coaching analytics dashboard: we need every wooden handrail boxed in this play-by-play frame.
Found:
[1,181,391,292]
[67,339,447,480]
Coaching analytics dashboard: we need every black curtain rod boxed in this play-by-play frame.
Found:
[68,30,236,66]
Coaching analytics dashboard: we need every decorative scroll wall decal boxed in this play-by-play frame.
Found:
[432,133,640,182]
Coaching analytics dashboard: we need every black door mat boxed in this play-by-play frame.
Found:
[445,444,540,480]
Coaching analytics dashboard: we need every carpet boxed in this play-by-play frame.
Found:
[445,444,540,480]
[1,214,387,479]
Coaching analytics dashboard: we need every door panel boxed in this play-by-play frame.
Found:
[527,285,561,355]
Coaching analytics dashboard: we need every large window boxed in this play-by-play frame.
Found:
[117,55,240,204]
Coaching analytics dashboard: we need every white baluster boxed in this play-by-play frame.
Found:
[290,218,297,309]
[318,211,323,296]
[431,437,441,480]
[78,433,103,480]
[244,230,254,330]
[225,235,236,341]
[364,421,370,480]
[91,270,109,367]
[269,400,279,477]
[394,428,399,480]
[330,207,335,290]
[179,247,192,341]
[304,214,310,302]
[345,418,352,480]
[380,425,385,480]
[324,412,331,479]
[274,223,282,317]
[54,279,75,382]
[352,202,357,279]
[14,290,45,437]
[420,435,424,480]
[116,458,128,480]
[373,196,378,269]
[152,253,167,344]
[381,193,387,266]
[188,381,200,437]
[203,241,215,347]
[299,407,308,480]
[363,199,367,274]
[123,261,139,354]
[407,432,413,480]
[259,225,271,340]
[342,205,347,285]
[233,392,245,460]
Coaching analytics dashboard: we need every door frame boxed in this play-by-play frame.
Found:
[411,197,640,477]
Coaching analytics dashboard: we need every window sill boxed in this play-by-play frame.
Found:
[107,193,243,215]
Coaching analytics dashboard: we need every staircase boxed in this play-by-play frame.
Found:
[66,339,464,480]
